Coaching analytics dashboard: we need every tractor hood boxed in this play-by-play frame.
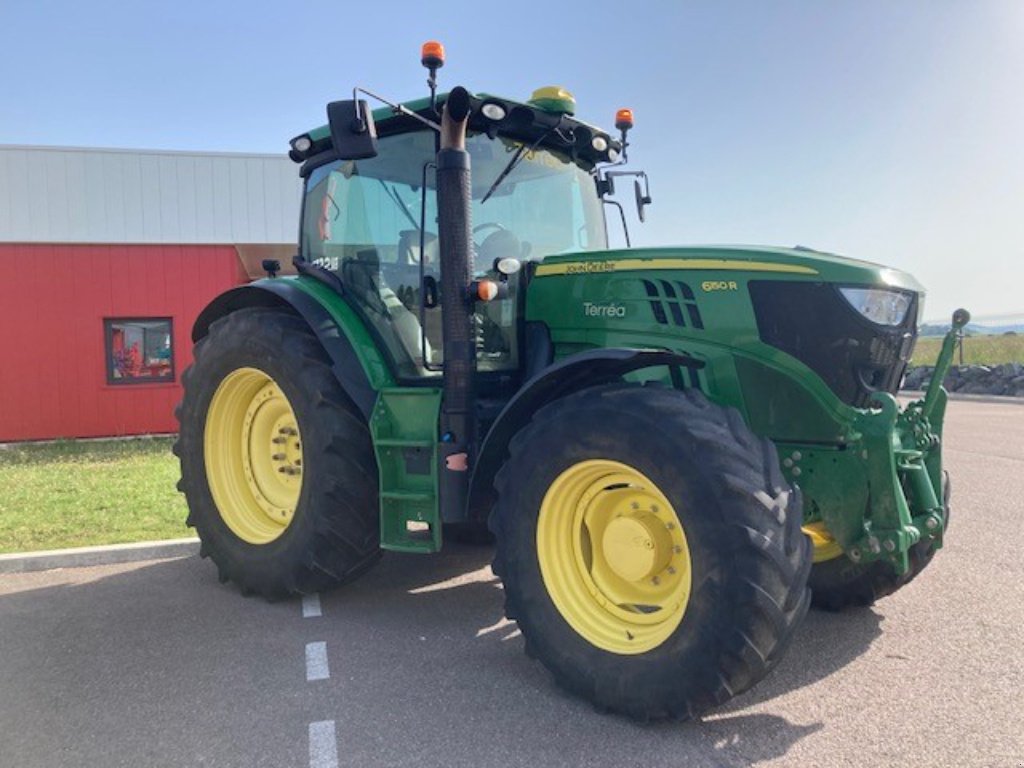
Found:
[533,245,925,295]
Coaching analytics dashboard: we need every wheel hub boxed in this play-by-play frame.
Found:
[205,368,304,545]
[601,512,673,582]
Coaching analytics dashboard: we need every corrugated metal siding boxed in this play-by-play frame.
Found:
[0,146,302,244]
[0,243,245,441]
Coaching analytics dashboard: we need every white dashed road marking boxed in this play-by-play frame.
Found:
[302,593,322,618]
[305,641,330,681]
[308,720,339,768]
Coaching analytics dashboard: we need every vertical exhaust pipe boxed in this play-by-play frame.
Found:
[436,86,475,517]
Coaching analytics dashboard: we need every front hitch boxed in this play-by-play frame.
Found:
[823,309,968,574]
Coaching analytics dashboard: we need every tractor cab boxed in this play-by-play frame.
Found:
[290,88,625,382]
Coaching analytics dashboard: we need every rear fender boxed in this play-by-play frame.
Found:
[192,279,387,420]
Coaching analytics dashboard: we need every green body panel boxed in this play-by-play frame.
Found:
[371,388,443,553]
[525,245,918,430]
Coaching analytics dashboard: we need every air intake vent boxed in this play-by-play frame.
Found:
[641,280,705,329]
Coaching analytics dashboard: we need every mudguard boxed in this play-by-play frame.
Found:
[464,348,703,522]
[192,280,379,420]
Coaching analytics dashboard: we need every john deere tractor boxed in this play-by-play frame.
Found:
[175,43,965,720]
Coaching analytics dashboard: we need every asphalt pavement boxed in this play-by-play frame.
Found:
[1,399,1022,768]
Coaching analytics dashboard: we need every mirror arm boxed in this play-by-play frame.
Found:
[352,86,442,133]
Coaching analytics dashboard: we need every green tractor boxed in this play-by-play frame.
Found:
[175,44,965,720]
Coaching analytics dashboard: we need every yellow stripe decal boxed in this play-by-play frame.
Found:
[533,258,818,277]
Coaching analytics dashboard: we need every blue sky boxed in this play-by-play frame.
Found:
[1,0,1020,320]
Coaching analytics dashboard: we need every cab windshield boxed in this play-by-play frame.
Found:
[301,130,606,378]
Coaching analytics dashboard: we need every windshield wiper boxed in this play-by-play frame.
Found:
[480,127,559,205]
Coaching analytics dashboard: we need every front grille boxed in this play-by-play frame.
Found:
[748,281,918,408]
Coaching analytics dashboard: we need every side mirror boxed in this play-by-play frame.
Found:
[326,99,379,160]
[634,178,652,223]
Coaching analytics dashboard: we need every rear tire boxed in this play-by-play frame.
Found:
[174,308,380,599]
[808,471,950,611]
[490,384,811,721]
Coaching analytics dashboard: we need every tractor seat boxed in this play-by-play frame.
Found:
[398,230,439,266]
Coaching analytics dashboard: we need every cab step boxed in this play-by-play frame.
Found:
[371,387,443,553]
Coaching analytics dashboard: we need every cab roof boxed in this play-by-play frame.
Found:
[288,90,621,174]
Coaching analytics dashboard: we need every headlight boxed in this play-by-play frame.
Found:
[290,134,313,153]
[481,102,507,121]
[839,287,913,327]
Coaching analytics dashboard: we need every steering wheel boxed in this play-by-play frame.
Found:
[473,222,507,250]
[473,222,506,235]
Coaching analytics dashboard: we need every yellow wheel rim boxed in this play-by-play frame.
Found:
[536,460,692,655]
[204,367,303,545]
[803,521,844,563]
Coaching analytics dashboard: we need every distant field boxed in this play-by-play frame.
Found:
[0,438,189,553]
[912,333,1024,367]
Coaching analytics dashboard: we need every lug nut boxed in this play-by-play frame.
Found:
[850,548,862,562]
[651,576,660,586]
[667,566,676,575]
[884,539,896,552]
[272,436,287,444]
[272,453,286,461]
[926,517,938,530]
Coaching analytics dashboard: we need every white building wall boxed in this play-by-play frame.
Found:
[0,145,303,244]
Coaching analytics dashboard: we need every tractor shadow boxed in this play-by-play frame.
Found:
[0,545,881,767]
[328,542,881,765]
[363,541,884,702]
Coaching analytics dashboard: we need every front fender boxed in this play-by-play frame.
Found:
[464,348,703,522]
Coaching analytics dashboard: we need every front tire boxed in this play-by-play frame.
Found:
[490,384,811,721]
[174,308,380,599]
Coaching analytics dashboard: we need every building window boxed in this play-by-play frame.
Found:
[104,318,175,384]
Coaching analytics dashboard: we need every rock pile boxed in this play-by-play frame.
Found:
[902,363,1024,397]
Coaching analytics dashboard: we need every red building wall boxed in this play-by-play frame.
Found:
[0,243,246,441]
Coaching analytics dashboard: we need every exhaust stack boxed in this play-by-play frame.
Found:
[436,86,476,516]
